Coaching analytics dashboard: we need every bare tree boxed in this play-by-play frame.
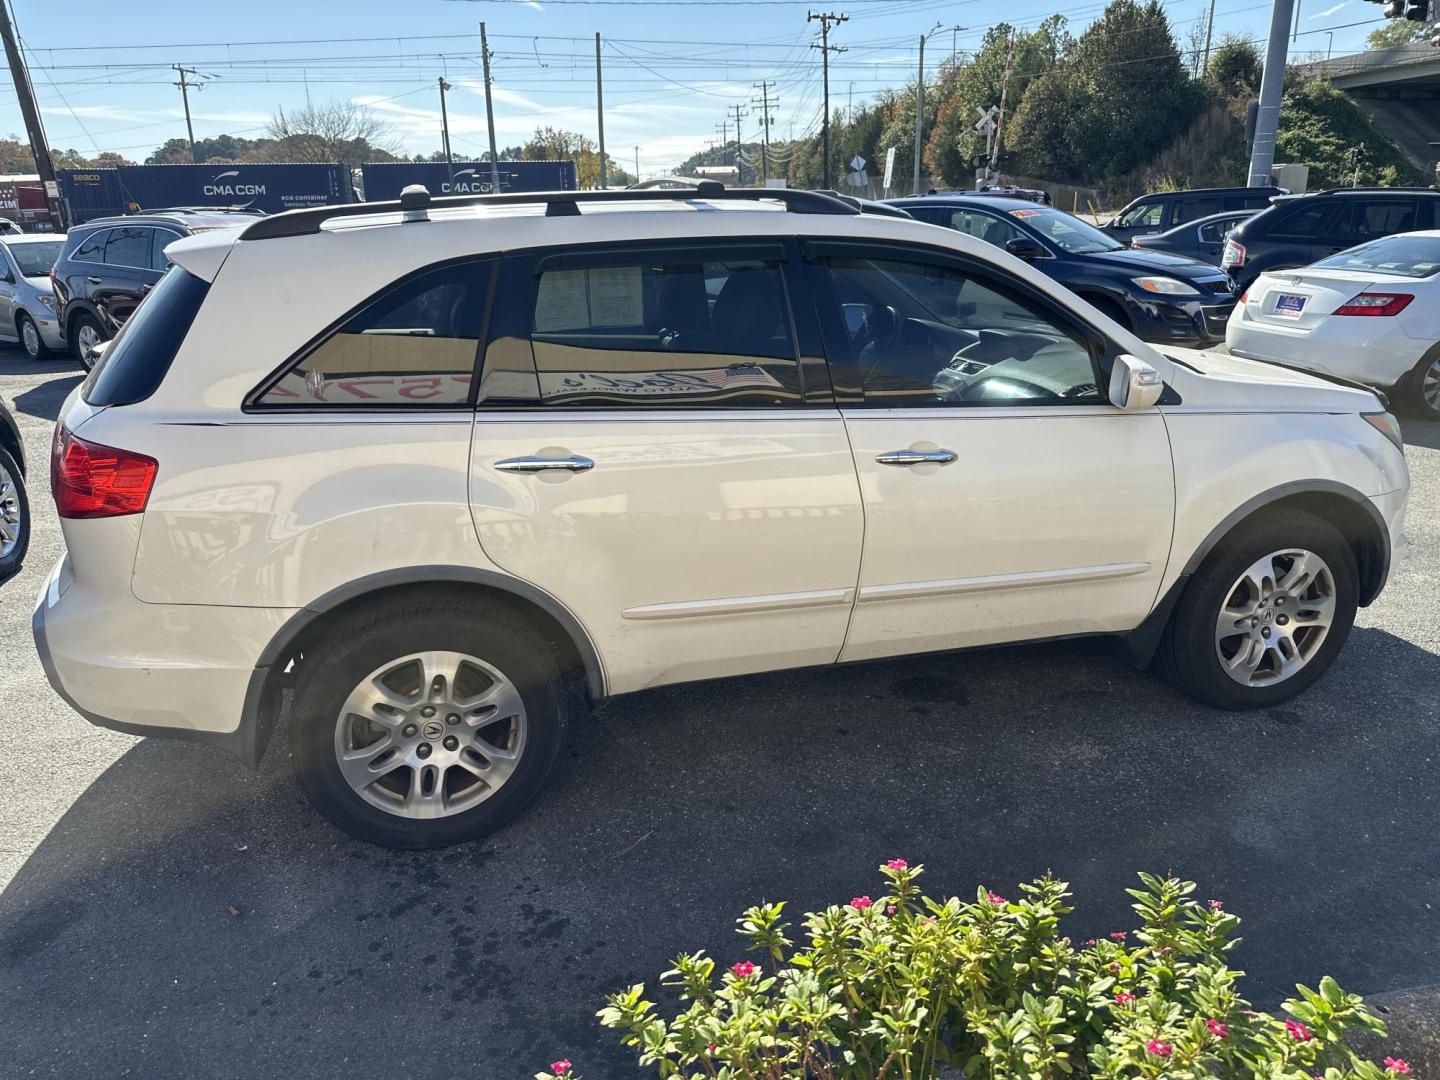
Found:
[267,99,402,165]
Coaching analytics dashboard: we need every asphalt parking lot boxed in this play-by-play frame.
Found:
[1,351,1438,1078]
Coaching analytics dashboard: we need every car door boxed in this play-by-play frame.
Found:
[804,240,1175,661]
[1318,199,1423,258]
[0,246,18,340]
[466,240,865,695]
[149,227,184,276]
[97,225,160,329]
[1194,216,1240,264]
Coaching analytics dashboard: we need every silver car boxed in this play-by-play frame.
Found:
[0,233,66,360]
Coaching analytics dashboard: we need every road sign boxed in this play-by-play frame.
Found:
[850,154,867,173]
[846,170,867,189]
[974,105,999,135]
[882,147,896,189]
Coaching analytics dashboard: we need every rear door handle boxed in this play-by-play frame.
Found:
[875,448,957,466]
[86,276,103,285]
[495,454,595,474]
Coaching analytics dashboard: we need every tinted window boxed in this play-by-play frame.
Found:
[528,254,801,406]
[82,269,209,407]
[1313,234,1440,278]
[1178,196,1220,222]
[1323,200,1421,245]
[149,229,183,271]
[1117,200,1164,229]
[71,228,108,263]
[255,261,490,407]
[820,255,1101,407]
[1263,201,1334,240]
[944,209,1029,248]
[5,240,63,276]
[103,226,151,268]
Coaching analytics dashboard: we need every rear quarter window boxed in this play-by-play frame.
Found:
[82,268,210,407]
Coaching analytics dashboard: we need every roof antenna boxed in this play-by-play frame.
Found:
[399,184,431,222]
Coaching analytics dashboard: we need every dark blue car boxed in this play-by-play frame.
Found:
[888,195,1238,346]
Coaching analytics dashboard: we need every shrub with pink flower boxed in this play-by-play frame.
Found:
[987,891,1007,906]
[548,1060,571,1077]
[1385,1057,1411,1075]
[1206,1018,1229,1039]
[1146,1039,1173,1058]
[885,858,908,871]
[1109,930,1127,941]
[849,895,872,910]
[1286,1018,1315,1041]
[729,960,755,979]
[1113,991,1137,1004]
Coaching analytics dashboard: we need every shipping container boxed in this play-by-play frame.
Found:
[58,163,354,223]
[358,160,577,201]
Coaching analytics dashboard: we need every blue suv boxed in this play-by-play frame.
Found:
[889,195,1238,346]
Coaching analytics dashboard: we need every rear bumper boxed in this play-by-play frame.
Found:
[1226,315,1421,389]
[31,554,292,766]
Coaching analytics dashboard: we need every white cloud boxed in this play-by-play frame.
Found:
[1309,1,1348,17]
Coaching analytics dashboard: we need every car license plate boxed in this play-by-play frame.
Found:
[1273,293,1306,318]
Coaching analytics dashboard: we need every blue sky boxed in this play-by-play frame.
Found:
[3,0,1385,176]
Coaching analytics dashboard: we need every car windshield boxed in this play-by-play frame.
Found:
[6,240,63,277]
[1313,234,1440,279]
[1008,207,1122,254]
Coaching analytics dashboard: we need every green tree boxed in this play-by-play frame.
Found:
[1365,19,1429,49]
[1205,34,1263,98]
[1275,76,1422,188]
[1007,68,1089,180]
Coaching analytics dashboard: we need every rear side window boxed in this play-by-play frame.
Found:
[1178,196,1220,222]
[104,226,151,269]
[253,260,491,408]
[82,268,210,407]
[1262,201,1334,240]
[71,229,108,263]
[526,252,802,407]
[1321,200,1420,245]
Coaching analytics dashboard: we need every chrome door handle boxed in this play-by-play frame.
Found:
[494,455,595,474]
[86,276,103,285]
[875,448,957,466]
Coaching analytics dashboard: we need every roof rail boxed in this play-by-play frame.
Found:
[240,181,859,240]
[1315,186,1440,195]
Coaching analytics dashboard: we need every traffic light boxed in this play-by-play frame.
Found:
[1402,0,1428,19]
[1382,0,1402,15]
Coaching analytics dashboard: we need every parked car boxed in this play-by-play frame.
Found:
[51,207,262,368]
[1223,187,1440,292]
[890,194,1238,345]
[1227,230,1440,415]
[0,233,66,359]
[34,184,1409,848]
[0,395,27,583]
[961,184,1051,205]
[0,219,22,236]
[1130,210,1258,266]
[1103,186,1283,240]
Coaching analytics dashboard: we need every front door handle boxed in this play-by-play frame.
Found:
[875,448,957,467]
[495,454,595,474]
[86,276,103,285]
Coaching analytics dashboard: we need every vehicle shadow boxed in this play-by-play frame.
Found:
[1400,414,1440,452]
[1,627,1436,1077]
[1,352,82,423]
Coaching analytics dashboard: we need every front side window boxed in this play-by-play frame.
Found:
[150,229,183,271]
[1178,196,1221,222]
[104,227,151,269]
[254,261,490,407]
[72,229,108,263]
[819,255,1102,407]
[528,253,802,406]
[945,209,1028,248]
[1118,201,1164,229]
[1344,201,1421,243]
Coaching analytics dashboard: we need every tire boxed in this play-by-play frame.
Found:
[1158,508,1357,710]
[17,312,46,360]
[1403,350,1440,419]
[289,594,568,849]
[68,311,105,370]
[0,444,28,581]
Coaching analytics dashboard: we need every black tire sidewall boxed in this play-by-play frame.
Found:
[289,606,566,849]
[69,313,102,369]
[18,313,44,360]
[1166,511,1358,710]
[0,444,28,581]
[1405,354,1440,419]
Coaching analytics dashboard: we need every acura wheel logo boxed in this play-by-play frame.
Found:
[421,720,445,740]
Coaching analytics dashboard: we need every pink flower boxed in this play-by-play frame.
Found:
[706,1043,718,1054]
[1083,938,1097,946]
[1146,1040,1173,1058]
[1206,1019,1229,1039]
[988,892,1007,906]
[1108,962,1122,974]
[1109,931,1127,942]
[730,961,755,979]
[885,859,908,871]
[1285,1019,1313,1042]
[550,1060,572,1077]
[1114,991,1136,1004]
[850,896,873,910]
[886,904,897,915]
[1208,899,1224,910]
[1385,1059,1411,1075]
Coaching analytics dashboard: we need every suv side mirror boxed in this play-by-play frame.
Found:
[1109,353,1163,411]
[1004,237,1046,261]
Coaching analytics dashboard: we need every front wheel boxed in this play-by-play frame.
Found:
[289,595,568,848]
[1404,351,1440,418]
[17,313,46,360]
[1158,509,1357,710]
[0,445,28,580]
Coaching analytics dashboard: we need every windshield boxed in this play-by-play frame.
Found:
[1009,207,1122,254]
[6,240,63,277]
[1313,234,1440,279]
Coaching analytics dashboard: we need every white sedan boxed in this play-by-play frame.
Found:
[1226,230,1440,415]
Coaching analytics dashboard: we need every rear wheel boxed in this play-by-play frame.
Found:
[0,445,28,580]
[1404,351,1440,418]
[69,312,105,370]
[289,595,568,848]
[1159,509,1357,710]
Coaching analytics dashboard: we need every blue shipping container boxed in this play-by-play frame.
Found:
[358,161,577,201]
[58,163,354,222]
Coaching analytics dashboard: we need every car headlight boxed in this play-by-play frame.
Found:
[1132,275,1201,296]
[36,294,56,312]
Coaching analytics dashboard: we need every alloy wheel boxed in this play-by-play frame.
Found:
[0,460,22,559]
[1214,548,1335,687]
[333,650,528,819]
[21,318,40,359]
[1423,357,1440,413]
[76,324,101,368]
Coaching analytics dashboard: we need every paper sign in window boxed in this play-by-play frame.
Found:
[587,266,644,327]
[534,269,591,332]
[534,266,646,331]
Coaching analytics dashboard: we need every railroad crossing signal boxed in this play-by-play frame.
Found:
[974,105,999,136]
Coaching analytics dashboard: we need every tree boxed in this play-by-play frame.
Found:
[1007,69,1089,180]
[1205,35,1262,98]
[268,99,402,165]
[1365,20,1430,49]
[1275,76,1422,188]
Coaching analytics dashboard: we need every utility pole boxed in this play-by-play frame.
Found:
[438,77,454,187]
[0,0,62,227]
[808,11,847,190]
[729,102,746,180]
[752,80,777,183]
[480,22,501,192]
[634,144,639,182]
[1201,0,1217,76]
[1248,0,1295,186]
[174,64,200,162]
[595,32,607,189]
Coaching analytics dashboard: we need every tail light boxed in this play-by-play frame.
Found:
[1238,291,1247,304]
[51,425,157,518]
[1222,240,1245,268]
[1333,292,1414,317]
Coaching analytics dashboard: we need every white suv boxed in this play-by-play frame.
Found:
[33,185,1409,848]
